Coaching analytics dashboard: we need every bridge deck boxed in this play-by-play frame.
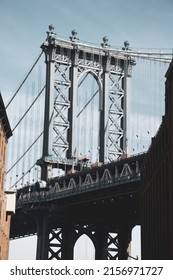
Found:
[10,153,146,239]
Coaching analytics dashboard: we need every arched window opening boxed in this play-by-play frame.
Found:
[74,234,95,260]
[76,72,100,163]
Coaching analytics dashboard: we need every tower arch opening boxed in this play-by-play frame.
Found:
[74,234,95,260]
[75,72,101,163]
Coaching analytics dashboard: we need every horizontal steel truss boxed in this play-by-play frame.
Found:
[50,162,136,191]
[17,157,141,204]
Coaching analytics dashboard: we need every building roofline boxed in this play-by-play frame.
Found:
[0,93,12,140]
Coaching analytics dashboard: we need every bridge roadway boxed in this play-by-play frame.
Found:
[10,153,146,240]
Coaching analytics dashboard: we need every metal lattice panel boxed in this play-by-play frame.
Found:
[105,233,119,260]
[108,72,124,161]
[53,63,71,160]
[48,228,63,260]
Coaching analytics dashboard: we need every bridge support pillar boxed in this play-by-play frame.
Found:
[61,224,75,260]
[36,211,49,260]
[67,48,78,159]
[118,226,131,260]
[100,55,110,163]
[95,225,107,259]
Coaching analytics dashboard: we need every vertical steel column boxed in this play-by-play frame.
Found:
[36,211,49,260]
[118,226,131,260]
[95,224,107,259]
[122,41,134,155]
[125,74,131,155]
[99,54,110,163]
[122,56,128,155]
[67,47,78,159]
[61,223,75,259]
[40,26,56,180]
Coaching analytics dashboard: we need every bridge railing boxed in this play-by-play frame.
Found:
[16,172,141,208]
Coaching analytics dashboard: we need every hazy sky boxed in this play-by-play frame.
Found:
[1,0,173,259]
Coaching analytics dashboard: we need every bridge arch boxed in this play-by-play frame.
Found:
[76,70,102,162]
[77,68,102,100]
[74,233,95,260]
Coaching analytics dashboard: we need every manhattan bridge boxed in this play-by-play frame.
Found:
[5,25,173,259]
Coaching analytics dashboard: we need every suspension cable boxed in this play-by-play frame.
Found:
[10,162,37,189]
[77,89,99,118]
[6,131,43,175]
[12,85,45,132]
[5,51,43,109]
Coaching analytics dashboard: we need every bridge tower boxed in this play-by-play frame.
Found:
[34,26,136,260]
[37,25,135,181]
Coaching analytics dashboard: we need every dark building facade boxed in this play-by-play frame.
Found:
[0,93,13,259]
[141,60,173,259]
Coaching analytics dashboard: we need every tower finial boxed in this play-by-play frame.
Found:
[122,40,130,50]
[70,29,79,42]
[48,24,55,32]
[101,36,110,48]
[46,24,56,43]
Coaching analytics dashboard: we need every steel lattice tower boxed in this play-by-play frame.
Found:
[38,25,135,180]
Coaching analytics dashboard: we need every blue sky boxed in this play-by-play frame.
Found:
[1,0,173,96]
[1,0,173,259]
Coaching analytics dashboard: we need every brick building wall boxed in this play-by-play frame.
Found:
[0,94,12,260]
[141,60,173,259]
